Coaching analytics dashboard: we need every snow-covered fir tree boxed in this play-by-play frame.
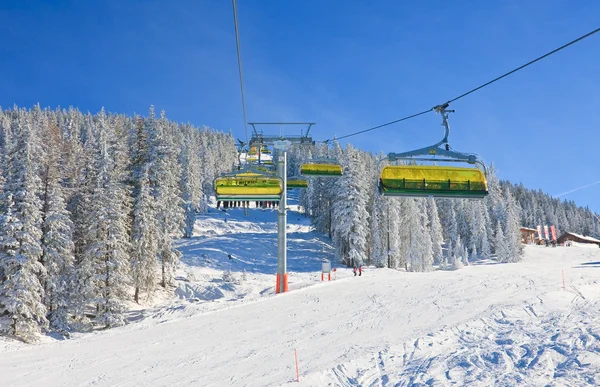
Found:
[83,111,131,328]
[0,112,47,342]
[427,198,444,265]
[130,165,159,303]
[331,145,369,266]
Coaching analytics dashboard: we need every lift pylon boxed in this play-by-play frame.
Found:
[245,122,317,293]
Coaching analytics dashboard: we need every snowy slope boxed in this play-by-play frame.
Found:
[1,198,600,386]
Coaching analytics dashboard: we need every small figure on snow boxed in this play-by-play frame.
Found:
[358,266,362,276]
[353,266,357,276]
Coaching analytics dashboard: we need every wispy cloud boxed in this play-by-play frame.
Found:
[555,180,600,198]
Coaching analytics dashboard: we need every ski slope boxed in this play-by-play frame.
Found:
[2,198,600,386]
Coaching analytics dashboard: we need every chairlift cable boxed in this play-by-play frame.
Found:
[321,26,600,144]
[325,109,432,142]
[232,0,249,144]
[446,26,600,104]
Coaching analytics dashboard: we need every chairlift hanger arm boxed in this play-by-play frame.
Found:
[387,104,485,170]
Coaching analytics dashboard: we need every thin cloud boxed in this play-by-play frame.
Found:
[555,180,600,198]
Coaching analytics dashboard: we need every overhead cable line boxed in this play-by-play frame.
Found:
[232,0,249,144]
[446,26,600,104]
[327,109,432,142]
[322,26,600,143]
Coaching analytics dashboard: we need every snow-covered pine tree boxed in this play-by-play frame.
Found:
[494,220,510,263]
[0,112,47,342]
[330,145,369,266]
[154,111,184,287]
[503,185,523,262]
[41,178,75,334]
[68,111,99,328]
[83,110,131,328]
[453,235,464,269]
[445,205,459,267]
[454,200,471,251]
[485,165,504,231]
[401,198,434,272]
[145,107,175,287]
[468,201,488,260]
[179,125,202,238]
[370,184,388,267]
[427,198,444,265]
[130,165,159,303]
[417,199,434,271]
[387,198,404,269]
[40,119,75,333]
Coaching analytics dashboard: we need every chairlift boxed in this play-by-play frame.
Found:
[214,167,283,201]
[379,165,487,198]
[300,159,343,177]
[379,104,488,199]
[255,165,275,173]
[287,177,309,189]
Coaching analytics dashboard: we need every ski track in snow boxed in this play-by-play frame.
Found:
[1,195,600,386]
[302,287,600,387]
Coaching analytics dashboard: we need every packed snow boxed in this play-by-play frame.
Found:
[1,198,600,386]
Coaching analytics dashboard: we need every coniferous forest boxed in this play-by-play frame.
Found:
[289,143,600,270]
[0,106,598,342]
[0,106,236,341]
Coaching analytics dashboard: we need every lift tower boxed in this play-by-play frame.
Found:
[248,122,314,293]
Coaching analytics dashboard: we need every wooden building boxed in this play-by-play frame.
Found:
[520,227,537,244]
[556,232,600,247]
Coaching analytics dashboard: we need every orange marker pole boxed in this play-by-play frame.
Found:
[294,349,299,382]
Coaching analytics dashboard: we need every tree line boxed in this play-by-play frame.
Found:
[1,106,598,343]
[0,106,236,342]
[289,143,599,271]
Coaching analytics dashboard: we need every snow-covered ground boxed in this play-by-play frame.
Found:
[2,196,600,386]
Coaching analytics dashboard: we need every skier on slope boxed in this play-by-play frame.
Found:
[353,265,357,276]
[358,266,362,276]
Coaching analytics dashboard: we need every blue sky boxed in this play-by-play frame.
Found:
[1,0,599,213]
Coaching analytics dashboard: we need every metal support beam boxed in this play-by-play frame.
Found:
[274,140,291,293]
[248,122,315,148]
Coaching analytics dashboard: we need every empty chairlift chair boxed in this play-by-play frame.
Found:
[380,104,489,199]
[214,171,283,202]
[286,177,309,189]
[379,165,488,198]
[300,161,343,177]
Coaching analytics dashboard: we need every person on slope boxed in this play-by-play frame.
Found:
[358,266,362,276]
[353,266,357,276]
